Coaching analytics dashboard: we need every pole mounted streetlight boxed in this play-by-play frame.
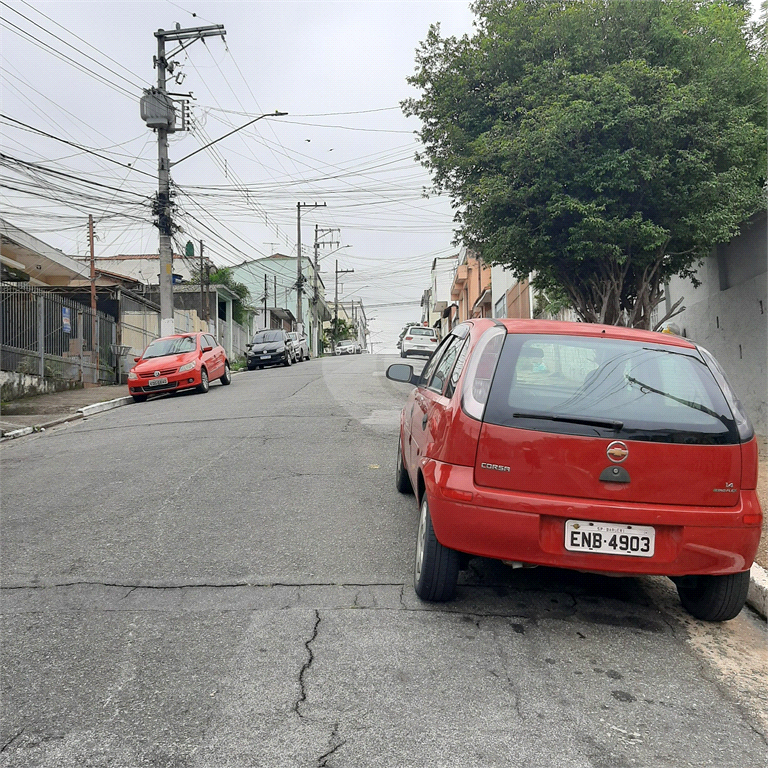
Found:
[171,110,287,167]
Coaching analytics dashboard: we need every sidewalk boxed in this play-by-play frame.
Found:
[0,384,131,436]
[0,384,766,618]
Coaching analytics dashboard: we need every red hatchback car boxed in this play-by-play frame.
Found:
[128,332,231,403]
[387,319,762,622]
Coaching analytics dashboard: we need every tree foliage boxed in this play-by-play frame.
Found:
[404,0,766,328]
[189,266,250,325]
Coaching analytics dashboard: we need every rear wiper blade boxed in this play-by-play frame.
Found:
[625,375,727,424]
[512,412,623,430]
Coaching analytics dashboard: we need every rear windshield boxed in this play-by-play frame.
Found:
[483,334,739,444]
[252,331,282,344]
[408,328,436,337]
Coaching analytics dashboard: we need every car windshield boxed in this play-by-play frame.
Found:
[252,331,282,344]
[338,340,354,347]
[483,334,738,444]
[409,328,435,337]
[142,336,197,359]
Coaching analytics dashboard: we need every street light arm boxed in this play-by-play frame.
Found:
[170,110,287,167]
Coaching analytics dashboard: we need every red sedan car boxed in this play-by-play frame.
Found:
[128,332,231,403]
[387,319,762,622]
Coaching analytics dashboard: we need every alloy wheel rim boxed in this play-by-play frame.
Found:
[415,499,427,581]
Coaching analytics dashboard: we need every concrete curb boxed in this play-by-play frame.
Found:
[1,396,133,441]
[2,425,35,439]
[747,562,768,620]
[76,396,134,417]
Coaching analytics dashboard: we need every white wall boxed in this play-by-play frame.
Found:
[666,213,767,435]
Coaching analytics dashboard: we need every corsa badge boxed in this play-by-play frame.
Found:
[606,441,629,463]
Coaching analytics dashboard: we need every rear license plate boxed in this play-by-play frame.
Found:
[148,377,168,387]
[565,519,655,557]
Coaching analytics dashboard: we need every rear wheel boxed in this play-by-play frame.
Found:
[675,571,750,622]
[132,394,147,403]
[395,435,413,494]
[196,367,209,394]
[220,361,232,385]
[414,496,460,602]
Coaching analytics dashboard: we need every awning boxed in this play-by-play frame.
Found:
[268,307,296,324]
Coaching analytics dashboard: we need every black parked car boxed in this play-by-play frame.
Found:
[246,330,294,369]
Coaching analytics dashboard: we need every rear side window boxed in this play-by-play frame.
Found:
[483,334,740,444]
[461,326,506,420]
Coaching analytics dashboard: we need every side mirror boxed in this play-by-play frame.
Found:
[202,345,213,352]
[134,356,141,362]
[246,343,252,350]
[386,363,417,384]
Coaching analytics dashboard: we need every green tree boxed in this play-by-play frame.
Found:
[326,317,355,347]
[190,266,251,325]
[404,0,766,328]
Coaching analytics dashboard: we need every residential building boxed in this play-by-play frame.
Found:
[490,265,534,319]
[665,210,767,434]
[450,248,492,322]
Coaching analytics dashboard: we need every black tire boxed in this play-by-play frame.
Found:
[400,350,406,358]
[414,495,460,602]
[395,435,413,494]
[283,353,292,367]
[675,571,750,622]
[220,361,232,385]
[132,394,147,403]
[196,367,209,394]
[247,360,256,371]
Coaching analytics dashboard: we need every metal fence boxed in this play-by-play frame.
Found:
[1,282,117,384]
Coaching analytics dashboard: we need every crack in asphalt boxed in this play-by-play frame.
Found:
[0,580,403,591]
[317,723,346,767]
[0,728,24,752]
[294,610,321,718]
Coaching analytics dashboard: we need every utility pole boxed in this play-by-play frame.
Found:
[263,273,268,329]
[296,202,326,331]
[88,215,98,379]
[312,227,339,357]
[88,215,96,316]
[144,23,226,337]
[199,239,205,323]
[334,260,354,349]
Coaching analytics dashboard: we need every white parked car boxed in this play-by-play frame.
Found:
[335,339,357,355]
[400,326,438,358]
[287,332,309,362]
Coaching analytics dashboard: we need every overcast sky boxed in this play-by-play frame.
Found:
[1,0,478,350]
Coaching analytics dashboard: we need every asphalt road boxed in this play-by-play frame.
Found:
[2,353,767,767]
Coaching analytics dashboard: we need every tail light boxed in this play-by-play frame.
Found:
[740,438,759,490]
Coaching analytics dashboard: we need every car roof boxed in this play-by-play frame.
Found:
[468,318,697,350]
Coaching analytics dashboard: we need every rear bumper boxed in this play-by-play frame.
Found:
[423,461,762,577]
